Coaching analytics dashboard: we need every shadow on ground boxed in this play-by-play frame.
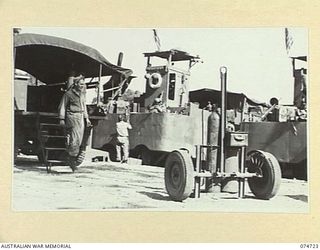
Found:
[139,191,171,201]
[286,195,308,203]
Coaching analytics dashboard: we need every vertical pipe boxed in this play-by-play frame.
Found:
[292,58,295,77]
[238,146,246,198]
[97,64,102,104]
[166,53,172,105]
[195,145,201,198]
[147,57,151,67]
[241,96,247,122]
[220,66,227,173]
[117,52,123,66]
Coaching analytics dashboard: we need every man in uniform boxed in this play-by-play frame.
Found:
[58,74,91,171]
[116,114,132,163]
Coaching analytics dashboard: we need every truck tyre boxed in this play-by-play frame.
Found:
[165,150,194,201]
[37,152,45,163]
[14,146,19,161]
[141,148,153,165]
[102,144,117,162]
[293,160,307,180]
[247,150,281,200]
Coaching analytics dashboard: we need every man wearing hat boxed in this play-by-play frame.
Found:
[58,74,91,171]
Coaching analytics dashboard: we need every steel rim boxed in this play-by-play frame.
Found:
[170,163,182,188]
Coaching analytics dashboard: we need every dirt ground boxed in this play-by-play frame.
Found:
[12,149,308,213]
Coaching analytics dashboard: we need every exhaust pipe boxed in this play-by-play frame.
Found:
[117,52,123,66]
[220,66,227,173]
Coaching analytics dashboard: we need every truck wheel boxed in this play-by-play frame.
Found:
[165,150,194,201]
[141,148,153,165]
[102,144,117,162]
[36,142,45,163]
[247,151,281,200]
[37,153,45,163]
[293,160,307,180]
[14,146,19,161]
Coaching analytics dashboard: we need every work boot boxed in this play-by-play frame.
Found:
[68,156,78,172]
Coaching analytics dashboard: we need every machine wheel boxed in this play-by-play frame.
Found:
[164,150,194,201]
[247,151,281,200]
[37,152,45,163]
[14,146,19,161]
[141,148,153,165]
[102,144,117,162]
[293,160,307,180]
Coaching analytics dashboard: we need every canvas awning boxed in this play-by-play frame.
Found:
[14,33,133,84]
[189,88,269,109]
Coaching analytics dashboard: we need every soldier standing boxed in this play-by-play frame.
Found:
[58,75,91,171]
[116,114,132,163]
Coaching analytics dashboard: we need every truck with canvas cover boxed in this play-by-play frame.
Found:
[14,33,132,172]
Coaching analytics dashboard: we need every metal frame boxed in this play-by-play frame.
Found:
[193,144,257,199]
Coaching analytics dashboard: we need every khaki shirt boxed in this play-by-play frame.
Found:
[58,88,88,119]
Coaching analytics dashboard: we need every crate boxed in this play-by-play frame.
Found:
[226,132,248,147]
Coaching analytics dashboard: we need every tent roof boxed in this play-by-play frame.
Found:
[14,33,133,84]
[189,88,269,109]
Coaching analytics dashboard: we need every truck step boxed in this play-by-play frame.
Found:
[41,135,66,138]
[46,160,68,164]
[44,147,66,151]
[40,123,65,128]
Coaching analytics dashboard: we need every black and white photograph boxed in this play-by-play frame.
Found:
[13,27,308,212]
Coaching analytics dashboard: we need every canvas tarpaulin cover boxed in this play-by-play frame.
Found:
[14,33,133,84]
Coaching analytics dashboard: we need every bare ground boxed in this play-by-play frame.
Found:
[12,149,308,213]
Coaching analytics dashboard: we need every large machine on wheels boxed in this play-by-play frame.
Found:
[14,33,132,172]
[163,67,281,201]
[242,56,307,180]
[91,49,282,201]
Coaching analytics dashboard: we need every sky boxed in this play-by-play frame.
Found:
[20,27,307,104]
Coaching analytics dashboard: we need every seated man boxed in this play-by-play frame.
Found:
[149,97,166,113]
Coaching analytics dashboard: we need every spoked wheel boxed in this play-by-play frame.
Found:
[247,150,281,200]
[164,150,194,201]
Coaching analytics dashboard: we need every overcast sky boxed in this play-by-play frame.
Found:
[20,27,307,104]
